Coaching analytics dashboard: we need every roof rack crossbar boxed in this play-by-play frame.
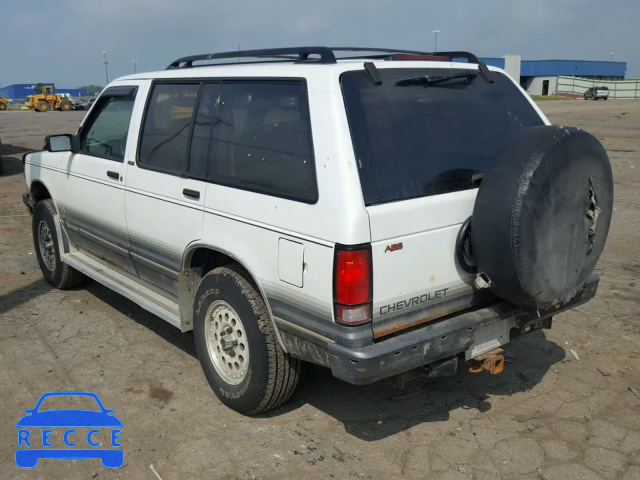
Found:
[167,47,337,69]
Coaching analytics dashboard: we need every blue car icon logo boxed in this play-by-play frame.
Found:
[16,391,123,468]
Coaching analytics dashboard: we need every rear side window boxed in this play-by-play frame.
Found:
[139,83,200,173]
[207,82,317,202]
[341,69,544,205]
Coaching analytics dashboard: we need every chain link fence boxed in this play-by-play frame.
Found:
[557,76,640,99]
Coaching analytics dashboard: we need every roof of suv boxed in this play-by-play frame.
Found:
[116,46,502,84]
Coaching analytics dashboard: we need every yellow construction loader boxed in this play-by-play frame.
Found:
[25,86,72,112]
[0,96,7,111]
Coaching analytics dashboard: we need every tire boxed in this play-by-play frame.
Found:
[0,102,6,111]
[32,199,87,289]
[193,266,300,414]
[59,100,71,111]
[470,125,613,310]
[37,101,48,112]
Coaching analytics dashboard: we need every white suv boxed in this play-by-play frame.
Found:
[23,47,613,414]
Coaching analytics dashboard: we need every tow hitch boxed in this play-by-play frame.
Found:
[388,356,459,388]
[468,347,505,375]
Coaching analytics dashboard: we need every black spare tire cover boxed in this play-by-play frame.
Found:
[471,125,613,310]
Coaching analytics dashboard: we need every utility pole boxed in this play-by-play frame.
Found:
[102,51,109,84]
[132,59,138,73]
[609,51,614,61]
[432,29,440,52]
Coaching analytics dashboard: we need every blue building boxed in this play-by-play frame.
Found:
[0,83,90,101]
[480,57,627,95]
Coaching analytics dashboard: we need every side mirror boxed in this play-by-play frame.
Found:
[45,134,80,153]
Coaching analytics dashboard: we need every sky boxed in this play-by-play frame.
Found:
[0,0,638,88]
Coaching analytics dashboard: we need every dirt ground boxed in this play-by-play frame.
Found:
[1,101,639,480]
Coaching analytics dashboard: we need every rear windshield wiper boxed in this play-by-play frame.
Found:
[395,72,478,87]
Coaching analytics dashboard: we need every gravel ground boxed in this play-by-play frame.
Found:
[0,101,639,480]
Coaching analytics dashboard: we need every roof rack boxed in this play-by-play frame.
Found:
[167,47,337,69]
[166,46,491,75]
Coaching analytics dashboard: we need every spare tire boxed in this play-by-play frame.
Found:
[470,125,613,310]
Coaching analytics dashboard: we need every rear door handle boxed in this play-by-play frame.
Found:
[107,171,119,180]
[183,189,200,200]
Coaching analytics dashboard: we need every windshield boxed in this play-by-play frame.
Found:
[37,395,101,412]
[341,68,544,205]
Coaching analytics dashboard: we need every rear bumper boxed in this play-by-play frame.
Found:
[277,276,598,385]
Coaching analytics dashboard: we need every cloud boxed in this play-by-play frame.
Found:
[0,0,637,87]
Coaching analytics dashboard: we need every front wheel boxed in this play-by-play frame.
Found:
[32,199,87,289]
[193,266,300,414]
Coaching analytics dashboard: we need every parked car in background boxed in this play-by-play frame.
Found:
[71,98,86,110]
[584,86,610,100]
[72,97,97,111]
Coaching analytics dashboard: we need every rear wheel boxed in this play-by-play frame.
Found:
[33,199,87,289]
[0,102,6,111]
[194,266,300,414]
[37,101,48,112]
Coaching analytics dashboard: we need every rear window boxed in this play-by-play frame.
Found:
[341,68,544,205]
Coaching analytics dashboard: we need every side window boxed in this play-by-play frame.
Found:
[139,83,200,174]
[80,90,136,161]
[208,82,317,202]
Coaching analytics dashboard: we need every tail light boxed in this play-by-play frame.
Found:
[334,245,372,326]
